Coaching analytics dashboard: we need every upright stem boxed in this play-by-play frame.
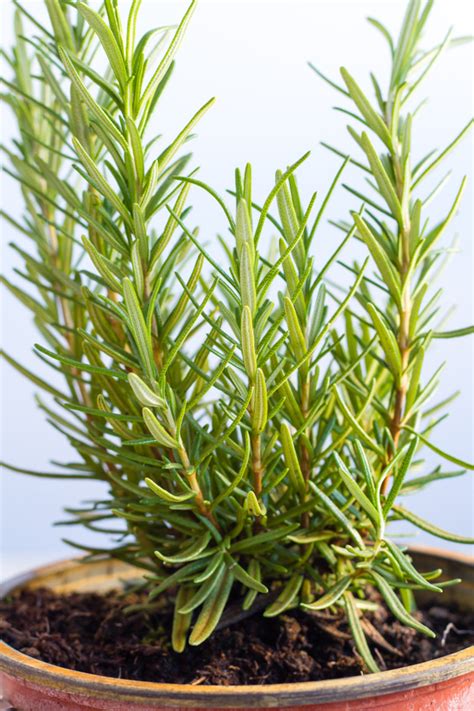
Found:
[382,107,413,493]
[177,440,218,527]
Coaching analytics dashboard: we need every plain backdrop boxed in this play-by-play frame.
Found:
[1,0,473,580]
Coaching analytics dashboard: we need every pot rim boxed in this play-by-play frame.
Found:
[1,545,473,709]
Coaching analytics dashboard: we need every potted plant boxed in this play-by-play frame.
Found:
[1,0,473,709]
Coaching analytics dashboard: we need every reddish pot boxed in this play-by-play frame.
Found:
[1,547,473,710]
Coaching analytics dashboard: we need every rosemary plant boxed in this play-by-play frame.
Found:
[1,0,473,670]
[310,0,474,670]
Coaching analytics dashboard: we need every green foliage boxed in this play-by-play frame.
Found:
[311,0,473,670]
[1,0,472,672]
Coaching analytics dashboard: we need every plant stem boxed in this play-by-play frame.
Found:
[383,110,413,494]
[177,440,218,527]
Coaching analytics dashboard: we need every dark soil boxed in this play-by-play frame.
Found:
[1,586,473,685]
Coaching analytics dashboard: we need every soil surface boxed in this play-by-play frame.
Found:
[1,586,473,685]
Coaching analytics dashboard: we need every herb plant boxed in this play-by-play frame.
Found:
[309,0,474,670]
[2,0,473,671]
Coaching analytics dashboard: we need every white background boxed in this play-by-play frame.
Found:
[1,0,473,580]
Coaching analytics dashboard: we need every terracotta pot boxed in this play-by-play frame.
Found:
[0,546,473,710]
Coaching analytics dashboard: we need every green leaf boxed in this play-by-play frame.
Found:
[160,279,217,383]
[308,62,349,96]
[288,530,333,544]
[309,156,350,245]
[360,133,403,225]
[344,592,380,673]
[123,278,155,379]
[340,67,392,148]
[1,350,68,400]
[58,47,127,150]
[401,467,465,493]
[284,296,307,371]
[403,426,474,470]
[193,552,225,584]
[367,17,394,55]
[149,561,206,598]
[178,564,226,614]
[353,440,377,504]
[352,214,401,305]
[366,302,402,383]
[225,555,269,594]
[162,254,204,338]
[333,453,379,523]
[252,368,268,434]
[264,574,303,617]
[172,586,193,652]
[127,118,145,185]
[433,326,474,339]
[405,347,424,415]
[132,203,148,259]
[82,237,122,292]
[155,531,211,564]
[145,477,194,504]
[35,344,128,381]
[334,387,385,456]
[417,178,467,261]
[276,172,305,269]
[230,524,299,554]
[384,539,442,592]
[391,0,422,87]
[44,0,74,50]
[280,240,305,320]
[177,175,235,229]
[128,372,165,408]
[309,482,364,548]
[141,0,197,110]
[241,305,257,379]
[393,505,474,544]
[302,575,352,611]
[142,408,178,449]
[77,3,127,88]
[1,277,53,324]
[242,560,263,610]
[383,437,418,514]
[258,193,316,300]
[240,242,256,314]
[72,136,131,220]
[126,0,141,66]
[253,152,311,245]
[370,571,435,637]
[0,461,90,480]
[158,98,215,176]
[413,119,473,187]
[73,138,131,226]
[235,198,254,257]
[210,433,250,511]
[188,567,234,645]
[281,424,306,495]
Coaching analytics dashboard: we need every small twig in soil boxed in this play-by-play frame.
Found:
[441,622,474,647]
[360,618,403,657]
[190,676,206,685]
[374,647,387,671]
